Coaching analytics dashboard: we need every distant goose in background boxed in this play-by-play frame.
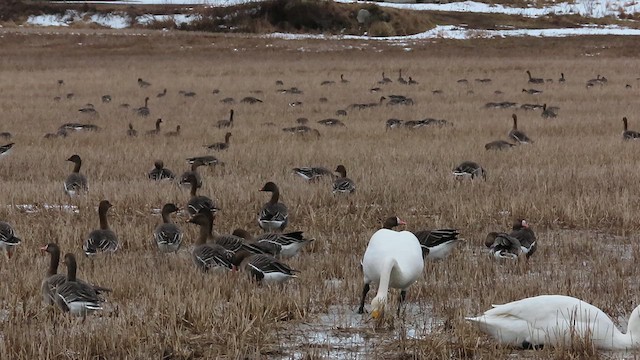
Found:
[453,161,486,180]
[466,295,640,350]
[234,252,299,284]
[378,71,392,84]
[275,80,284,86]
[398,69,408,84]
[101,95,112,103]
[508,114,533,144]
[336,109,347,116]
[296,117,308,125]
[135,97,150,117]
[187,211,235,272]
[145,118,162,136]
[413,228,462,260]
[541,103,557,118]
[622,117,640,140]
[0,143,14,157]
[179,161,204,189]
[340,74,349,83]
[58,123,100,133]
[57,79,64,86]
[0,132,12,140]
[221,97,235,104]
[558,73,566,83]
[282,126,321,138]
[386,119,403,130]
[333,165,356,194]
[485,232,524,259]
[509,218,537,258]
[0,221,21,259]
[520,103,543,111]
[137,77,151,88]
[233,228,314,259]
[157,88,167,97]
[485,140,515,150]
[292,166,335,182]
[522,88,542,95]
[186,155,223,167]
[78,105,98,116]
[148,160,175,181]
[126,123,138,137]
[320,79,335,86]
[408,77,419,85]
[179,90,196,97]
[317,118,345,127]
[241,96,262,104]
[217,109,234,128]
[55,253,104,316]
[165,125,181,137]
[205,132,232,151]
[526,70,544,84]
[84,200,118,256]
[64,154,88,196]
[154,203,183,253]
[185,173,218,216]
[40,243,110,305]
[44,129,68,139]
[358,216,423,318]
[258,182,288,232]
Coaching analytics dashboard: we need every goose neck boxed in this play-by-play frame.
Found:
[98,207,109,230]
[73,160,82,173]
[47,248,60,276]
[66,257,77,282]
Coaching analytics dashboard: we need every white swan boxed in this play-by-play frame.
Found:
[357,216,424,318]
[466,295,640,350]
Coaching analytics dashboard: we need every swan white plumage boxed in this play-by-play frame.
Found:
[466,295,640,350]
[358,216,424,318]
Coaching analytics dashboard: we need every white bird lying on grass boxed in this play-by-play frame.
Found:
[466,295,640,350]
[358,216,424,318]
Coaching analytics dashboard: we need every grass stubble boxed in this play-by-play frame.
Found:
[0,28,639,359]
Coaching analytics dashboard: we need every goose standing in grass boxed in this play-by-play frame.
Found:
[84,200,118,256]
[0,132,12,140]
[485,140,515,150]
[292,166,334,182]
[64,154,88,196]
[217,110,234,128]
[398,69,408,84]
[258,182,288,232]
[126,123,138,137]
[165,125,181,137]
[466,295,640,350]
[233,228,314,259]
[41,243,110,305]
[187,211,234,272]
[558,73,566,83]
[508,114,533,144]
[234,252,299,284]
[145,118,162,136]
[186,155,223,167]
[137,78,151,88]
[332,165,356,194]
[205,132,232,151]
[358,216,423,318]
[340,74,349,83]
[413,228,462,260]
[453,161,486,180]
[148,160,175,181]
[541,104,557,118]
[0,143,14,157]
[154,203,183,253]
[484,232,524,259]
[622,117,640,140]
[509,218,537,258]
[185,174,218,216]
[378,71,392,84]
[135,97,150,117]
[526,70,544,84]
[179,161,204,189]
[55,253,104,316]
[0,221,21,259]
[156,88,167,97]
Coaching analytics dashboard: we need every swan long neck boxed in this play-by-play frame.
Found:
[374,258,397,303]
[615,306,640,349]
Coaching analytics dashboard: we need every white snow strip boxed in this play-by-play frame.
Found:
[10,204,80,213]
[136,14,201,26]
[50,0,260,6]
[90,13,130,29]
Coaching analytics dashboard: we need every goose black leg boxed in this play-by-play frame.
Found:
[397,290,407,315]
[357,283,370,314]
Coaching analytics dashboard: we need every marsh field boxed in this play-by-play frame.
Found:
[1,28,640,359]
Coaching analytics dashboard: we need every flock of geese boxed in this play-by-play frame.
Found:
[1,69,639,351]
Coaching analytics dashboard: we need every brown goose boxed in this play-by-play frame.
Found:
[127,123,138,137]
[157,88,167,97]
[185,173,218,216]
[232,228,314,259]
[40,243,110,305]
[453,161,486,180]
[145,118,162,136]
[54,253,104,316]
[0,221,21,259]
[64,154,88,197]
[398,69,408,85]
[258,182,289,232]
[154,203,183,253]
[186,211,235,272]
[135,97,150,117]
[485,232,523,259]
[413,227,462,260]
[509,218,537,259]
[148,160,175,181]
[84,200,118,256]
[508,114,533,144]
[292,167,335,182]
[165,125,181,137]
[233,252,299,284]
[179,161,204,188]
[526,70,544,84]
[216,109,234,128]
[332,165,356,194]
[205,132,232,151]
[622,117,640,140]
[485,140,515,150]
[541,104,557,118]
[137,78,151,88]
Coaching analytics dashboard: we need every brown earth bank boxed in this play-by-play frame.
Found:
[0,30,639,359]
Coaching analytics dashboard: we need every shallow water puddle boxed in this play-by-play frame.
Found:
[276,303,439,359]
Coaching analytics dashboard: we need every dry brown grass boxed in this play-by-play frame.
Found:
[0,28,639,359]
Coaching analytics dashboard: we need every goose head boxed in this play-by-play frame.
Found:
[513,218,528,230]
[225,132,232,141]
[161,203,180,215]
[40,242,60,255]
[187,209,214,227]
[98,200,113,213]
[382,216,406,230]
[259,181,279,193]
[154,160,164,170]
[334,165,347,178]
[67,154,82,164]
